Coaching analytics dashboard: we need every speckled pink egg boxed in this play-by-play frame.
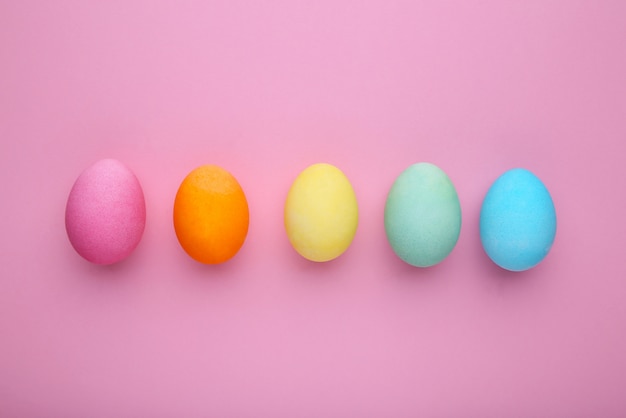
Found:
[65,159,146,265]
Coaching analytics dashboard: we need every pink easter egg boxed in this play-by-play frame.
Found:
[65,159,146,265]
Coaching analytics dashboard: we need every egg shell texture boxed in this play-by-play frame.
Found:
[284,163,358,262]
[65,159,146,265]
[384,163,462,267]
[480,168,557,272]
[173,165,249,264]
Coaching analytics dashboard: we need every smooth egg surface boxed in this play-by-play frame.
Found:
[480,168,556,272]
[173,165,249,264]
[384,162,461,267]
[65,159,146,265]
[285,163,358,262]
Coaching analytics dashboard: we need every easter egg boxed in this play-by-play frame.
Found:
[480,168,556,272]
[284,163,358,262]
[65,159,146,265]
[384,163,461,267]
[173,165,249,264]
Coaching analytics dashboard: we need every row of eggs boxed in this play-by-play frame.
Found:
[65,159,557,272]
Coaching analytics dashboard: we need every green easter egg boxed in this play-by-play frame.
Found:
[384,163,462,267]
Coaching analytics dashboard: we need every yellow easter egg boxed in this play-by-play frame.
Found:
[284,163,358,262]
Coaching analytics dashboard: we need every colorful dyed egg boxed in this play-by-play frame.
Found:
[65,159,146,265]
[384,163,461,267]
[480,168,556,271]
[173,165,249,264]
[284,163,358,262]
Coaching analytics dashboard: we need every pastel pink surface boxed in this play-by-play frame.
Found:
[65,159,146,265]
[1,1,626,417]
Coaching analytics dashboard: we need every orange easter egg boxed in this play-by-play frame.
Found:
[173,165,249,264]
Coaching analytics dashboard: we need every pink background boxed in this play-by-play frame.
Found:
[2,1,626,416]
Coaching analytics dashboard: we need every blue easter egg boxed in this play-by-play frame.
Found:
[480,168,556,271]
